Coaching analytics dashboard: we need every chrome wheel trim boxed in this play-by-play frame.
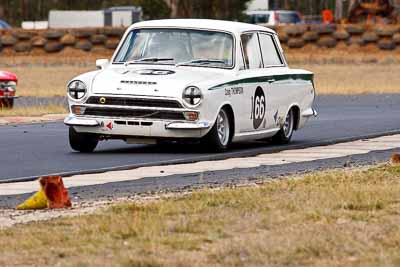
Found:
[283,109,294,138]
[217,109,230,146]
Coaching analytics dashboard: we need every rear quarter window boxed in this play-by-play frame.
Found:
[258,33,283,66]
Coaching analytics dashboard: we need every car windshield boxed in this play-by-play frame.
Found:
[114,28,234,69]
[0,20,11,29]
[278,12,301,24]
[248,14,270,24]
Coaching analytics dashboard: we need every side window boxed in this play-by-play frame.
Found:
[238,44,246,70]
[258,33,283,66]
[241,33,263,69]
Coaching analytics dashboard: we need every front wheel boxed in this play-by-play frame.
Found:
[272,108,294,145]
[0,99,14,108]
[202,108,232,152]
[69,127,98,153]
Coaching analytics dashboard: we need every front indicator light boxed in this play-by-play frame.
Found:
[183,111,199,121]
[71,105,86,115]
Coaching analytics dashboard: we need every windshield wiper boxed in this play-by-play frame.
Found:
[124,57,174,66]
[176,59,226,67]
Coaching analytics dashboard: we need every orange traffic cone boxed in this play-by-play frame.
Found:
[40,176,72,209]
[16,176,72,210]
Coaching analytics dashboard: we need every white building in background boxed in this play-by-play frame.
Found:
[48,7,142,29]
[247,0,269,11]
[49,11,105,28]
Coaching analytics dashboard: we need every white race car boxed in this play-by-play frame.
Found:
[65,19,317,152]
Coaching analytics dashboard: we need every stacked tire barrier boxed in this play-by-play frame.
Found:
[0,24,399,55]
[275,24,400,50]
[0,27,125,54]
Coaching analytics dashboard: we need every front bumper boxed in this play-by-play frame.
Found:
[64,115,212,139]
[0,95,18,99]
[301,107,318,118]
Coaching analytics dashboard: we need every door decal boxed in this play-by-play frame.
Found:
[253,86,266,129]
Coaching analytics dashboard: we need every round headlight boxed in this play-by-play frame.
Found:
[7,81,17,91]
[68,80,87,100]
[182,86,203,107]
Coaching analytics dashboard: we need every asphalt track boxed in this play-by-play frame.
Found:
[1,94,400,182]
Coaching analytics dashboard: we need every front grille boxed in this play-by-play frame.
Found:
[86,96,183,109]
[84,107,185,120]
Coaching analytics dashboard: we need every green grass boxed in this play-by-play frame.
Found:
[0,104,67,117]
[1,164,400,266]
[5,62,400,98]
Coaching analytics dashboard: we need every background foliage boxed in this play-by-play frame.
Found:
[0,0,171,25]
[0,0,343,26]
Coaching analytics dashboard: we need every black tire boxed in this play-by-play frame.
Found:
[0,99,13,108]
[272,108,295,145]
[202,108,232,152]
[6,99,14,108]
[69,127,98,153]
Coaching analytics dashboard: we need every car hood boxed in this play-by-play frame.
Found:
[91,66,226,98]
[0,71,17,81]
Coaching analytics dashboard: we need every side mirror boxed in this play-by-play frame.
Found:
[96,59,109,70]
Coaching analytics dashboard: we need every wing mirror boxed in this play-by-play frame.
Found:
[96,59,109,70]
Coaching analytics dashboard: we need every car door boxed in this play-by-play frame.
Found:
[237,32,270,134]
[257,32,287,129]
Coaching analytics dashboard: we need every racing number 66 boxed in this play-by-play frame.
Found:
[254,95,265,120]
[252,87,266,129]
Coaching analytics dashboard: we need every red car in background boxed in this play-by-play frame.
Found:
[0,71,17,108]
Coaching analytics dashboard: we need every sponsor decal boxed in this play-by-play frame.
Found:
[100,121,113,130]
[273,110,279,125]
[225,86,244,97]
[134,69,175,76]
[251,87,266,130]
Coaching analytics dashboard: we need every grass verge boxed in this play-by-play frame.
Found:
[1,164,400,266]
[0,104,67,117]
[7,63,400,97]
[0,47,397,98]
[297,63,400,95]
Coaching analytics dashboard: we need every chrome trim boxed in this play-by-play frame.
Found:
[165,121,210,130]
[89,94,186,108]
[64,117,99,127]
[80,103,190,112]
[301,108,318,118]
[0,96,19,99]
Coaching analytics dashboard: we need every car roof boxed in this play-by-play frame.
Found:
[129,19,276,34]
[246,10,298,14]
[246,10,272,14]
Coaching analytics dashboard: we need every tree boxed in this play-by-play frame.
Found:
[0,0,170,26]
[173,0,252,20]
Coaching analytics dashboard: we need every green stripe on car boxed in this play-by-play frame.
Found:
[209,73,313,90]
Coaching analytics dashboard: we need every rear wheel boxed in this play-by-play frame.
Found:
[202,108,232,152]
[272,108,294,145]
[69,127,98,153]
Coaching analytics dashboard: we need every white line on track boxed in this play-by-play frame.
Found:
[1,134,400,196]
